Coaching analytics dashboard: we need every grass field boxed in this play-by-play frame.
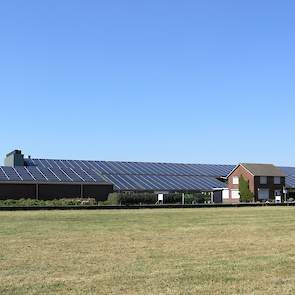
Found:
[1,208,295,295]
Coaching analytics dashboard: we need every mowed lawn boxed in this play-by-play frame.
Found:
[1,208,295,295]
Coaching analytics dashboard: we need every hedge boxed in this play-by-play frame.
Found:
[102,192,211,205]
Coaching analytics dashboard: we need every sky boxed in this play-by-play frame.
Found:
[0,0,295,166]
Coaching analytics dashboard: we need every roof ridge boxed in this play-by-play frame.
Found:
[27,158,235,167]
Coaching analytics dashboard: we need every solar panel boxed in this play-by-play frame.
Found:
[68,168,93,182]
[1,167,22,181]
[83,168,109,183]
[102,174,136,190]
[0,167,9,181]
[28,163,105,183]
[66,160,84,171]
[26,167,48,181]
[37,167,60,182]
[15,167,35,181]
[286,176,295,188]
[48,167,72,182]
[45,159,61,169]
[61,167,84,182]
[281,167,295,176]
[170,163,190,175]
[76,160,92,171]
[100,161,126,174]
[32,159,50,169]
[144,175,173,190]
[121,174,150,190]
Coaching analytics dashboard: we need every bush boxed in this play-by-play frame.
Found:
[181,193,210,204]
[0,198,96,207]
[239,176,254,202]
[100,193,120,205]
[99,192,211,205]
[118,192,157,205]
[0,192,212,207]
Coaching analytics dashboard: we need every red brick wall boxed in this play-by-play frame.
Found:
[227,165,254,203]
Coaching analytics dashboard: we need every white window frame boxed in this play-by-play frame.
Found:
[274,177,281,185]
[231,189,240,199]
[260,176,267,184]
[233,176,239,185]
[222,189,229,199]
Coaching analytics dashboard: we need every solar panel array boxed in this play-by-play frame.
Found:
[286,176,295,188]
[22,159,233,191]
[281,167,295,176]
[279,167,295,188]
[0,165,108,184]
[101,174,226,191]
[26,159,234,177]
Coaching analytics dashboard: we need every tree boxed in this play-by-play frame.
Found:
[239,175,254,202]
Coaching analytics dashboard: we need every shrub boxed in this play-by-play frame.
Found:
[239,175,254,202]
[100,193,120,205]
[182,193,210,204]
[100,192,211,205]
[0,198,96,207]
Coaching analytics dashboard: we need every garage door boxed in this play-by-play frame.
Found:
[231,189,240,199]
[213,191,222,203]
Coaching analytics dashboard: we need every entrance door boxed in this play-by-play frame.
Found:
[258,189,269,201]
[213,191,222,203]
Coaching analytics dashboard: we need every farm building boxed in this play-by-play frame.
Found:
[0,150,295,203]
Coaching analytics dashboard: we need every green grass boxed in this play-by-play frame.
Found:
[1,207,295,294]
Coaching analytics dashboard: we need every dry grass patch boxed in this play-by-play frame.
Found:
[1,208,295,294]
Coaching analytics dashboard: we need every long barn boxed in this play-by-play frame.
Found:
[0,150,295,202]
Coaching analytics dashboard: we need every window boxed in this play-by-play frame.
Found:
[274,177,281,185]
[260,176,267,184]
[233,176,239,185]
[274,189,281,196]
[258,189,269,200]
[231,189,240,199]
[222,189,229,199]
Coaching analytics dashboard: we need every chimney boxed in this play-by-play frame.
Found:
[4,150,25,167]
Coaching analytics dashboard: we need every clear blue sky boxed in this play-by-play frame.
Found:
[1,0,295,166]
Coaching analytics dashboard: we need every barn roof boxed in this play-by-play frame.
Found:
[1,153,295,190]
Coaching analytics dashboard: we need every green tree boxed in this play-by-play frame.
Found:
[239,175,254,202]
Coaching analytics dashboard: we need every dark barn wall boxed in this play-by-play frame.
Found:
[0,184,36,200]
[38,184,113,201]
[0,183,113,201]
[38,184,81,200]
[83,184,113,201]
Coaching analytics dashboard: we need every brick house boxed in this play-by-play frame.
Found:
[226,163,286,203]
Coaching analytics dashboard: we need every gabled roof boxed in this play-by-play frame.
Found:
[242,163,286,177]
[228,163,286,177]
